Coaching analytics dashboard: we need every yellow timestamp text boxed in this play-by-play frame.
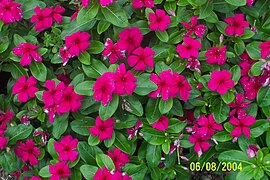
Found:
[189,162,242,172]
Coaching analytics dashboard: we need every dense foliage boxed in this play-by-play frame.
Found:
[0,0,270,180]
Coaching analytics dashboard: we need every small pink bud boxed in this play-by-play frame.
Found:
[246,145,259,158]
[21,114,30,125]
[196,83,203,89]
[168,9,176,17]
[219,34,224,44]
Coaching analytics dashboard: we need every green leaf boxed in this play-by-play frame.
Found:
[13,34,25,46]
[61,19,96,38]
[96,154,115,170]
[212,131,233,142]
[80,165,99,180]
[29,61,47,82]
[47,138,58,160]
[71,118,95,136]
[97,20,111,35]
[146,144,161,168]
[162,141,170,154]
[77,2,99,24]
[246,41,261,60]
[101,4,129,28]
[221,91,235,104]
[52,113,69,139]
[230,65,241,84]
[9,62,27,79]
[123,163,147,180]
[82,59,108,78]
[134,74,158,95]
[213,100,230,123]
[0,36,9,53]
[78,142,102,165]
[159,97,173,114]
[199,1,213,19]
[234,39,245,56]
[114,132,131,154]
[75,81,95,96]
[146,98,161,124]
[266,131,270,148]
[0,151,17,173]
[78,51,91,65]
[88,134,100,146]
[257,87,270,107]
[155,30,169,42]
[99,95,119,120]
[39,165,51,178]
[187,0,207,6]
[241,29,255,39]
[155,61,170,75]
[238,136,256,152]
[124,96,143,116]
[250,119,269,138]
[141,127,165,145]
[89,41,105,54]
[5,124,33,145]
[104,131,115,148]
[167,118,187,133]
[218,150,252,165]
[133,20,150,35]
[170,99,184,116]
[225,0,246,6]
[216,21,227,34]
[236,166,254,180]
[250,61,264,76]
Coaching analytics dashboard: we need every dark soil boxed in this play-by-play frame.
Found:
[191,171,225,180]
[0,167,16,180]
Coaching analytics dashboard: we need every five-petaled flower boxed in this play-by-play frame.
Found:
[225,14,249,36]
[102,38,125,64]
[208,70,234,95]
[189,133,211,157]
[54,135,79,162]
[205,46,227,65]
[13,42,42,66]
[0,0,22,24]
[170,72,192,101]
[152,115,169,131]
[197,114,223,137]
[181,16,207,38]
[176,37,201,59]
[14,140,41,166]
[259,40,270,59]
[108,148,130,171]
[49,161,70,180]
[89,116,114,141]
[227,93,251,119]
[149,9,171,32]
[12,76,39,103]
[229,114,256,138]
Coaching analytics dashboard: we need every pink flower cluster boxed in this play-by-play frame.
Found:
[60,31,91,65]
[93,63,137,106]
[30,5,65,31]
[132,0,154,8]
[0,109,13,149]
[189,114,223,157]
[93,166,132,180]
[80,0,116,7]
[42,80,83,123]
[13,42,42,66]
[0,0,22,24]
[149,69,192,101]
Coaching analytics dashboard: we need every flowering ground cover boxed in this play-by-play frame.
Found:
[0,0,270,179]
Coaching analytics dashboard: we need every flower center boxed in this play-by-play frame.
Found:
[58,169,63,175]
[74,39,80,44]
[64,146,70,151]
[23,85,28,90]
[99,125,105,131]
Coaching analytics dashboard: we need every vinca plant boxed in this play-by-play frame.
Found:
[0,0,270,180]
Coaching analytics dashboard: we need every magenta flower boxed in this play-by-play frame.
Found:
[49,161,70,180]
[54,135,79,162]
[92,72,115,106]
[102,38,125,64]
[30,6,53,32]
[60,46,72,66]
[189,133,211,157]
[12,76,39,103]
[227,93,251,119]
[0,136,8,149]
[14,140,40,166]
[225,14,249,36]
[42,80,65,107]
[243,76,262,100]
[127,120,143,140]
[149,70,174,101]
[65,30,90,56]
[181,16,206,38]
[239,52,256,84]
[170,72,192,101]
[247,0,255,6]
[208,70,234,95]
[229,115,256,138]
[89,116,114,141]
[81,0,89,7]
[58,85,83,114]
[176,37,201,59]
[259,40,270,59]
[13,42,42,66]
[113,63,137,95]
[52,5,65,24]
[118,27,143,55]
[132,0,154,8]
[108,148,130,171]
[246,145,259,158]
[0,109,14,123]
[127,46,155,71]
[112,171,132,180]
[205,46,227,65]
[149,9,171,32]
[93,167,112,180]
[152,115,169,131]
[0,0,22,24]
[197,114,223,137]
